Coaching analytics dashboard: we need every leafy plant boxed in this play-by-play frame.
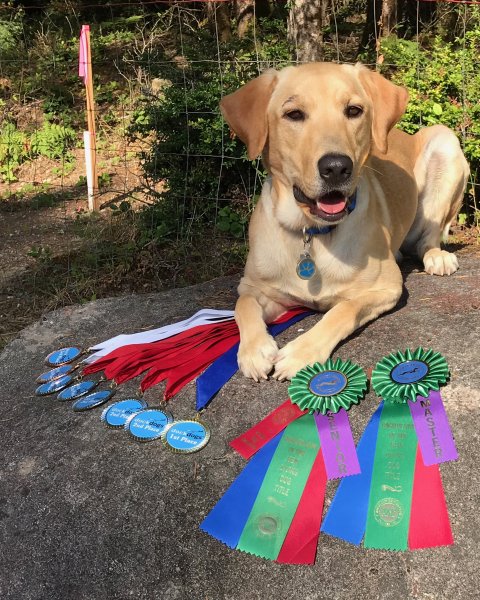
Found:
[0,12,23,58]
[27,245,52,263]
[98,172,112,188]
[52,158,76,178]
[30,122,76,160]
[379,24,480,220]
[0,123,27,182]
[216,206,247,238]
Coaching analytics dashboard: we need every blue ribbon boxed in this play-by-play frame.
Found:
[321,402,384,544]
[195,311,314,410]
[200,431,283,548]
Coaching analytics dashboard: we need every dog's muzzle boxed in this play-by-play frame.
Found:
[293,187,353,222]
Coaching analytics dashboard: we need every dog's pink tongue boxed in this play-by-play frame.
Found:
[317,197,347,215]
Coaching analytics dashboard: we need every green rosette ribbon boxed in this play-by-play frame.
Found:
[371,347,449,404]
[288,358,367,414]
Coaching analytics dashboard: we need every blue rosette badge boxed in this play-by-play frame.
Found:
[371,347,450,404]
[288,357,367,414]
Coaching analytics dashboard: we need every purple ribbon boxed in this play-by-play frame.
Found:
[408,390,458,465]
[314,409,360,479]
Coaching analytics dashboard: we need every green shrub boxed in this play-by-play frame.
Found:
[0,120,76,182]
[130,18,291,244]
[379,26,480,220]
[0,123,27,182]
[30,121,76,160]
[0,12,23,58]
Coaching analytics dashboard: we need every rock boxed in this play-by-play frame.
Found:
[0,261,479,600]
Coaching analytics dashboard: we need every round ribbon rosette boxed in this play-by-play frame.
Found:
[371,347,449,404]
[288,358,367,414]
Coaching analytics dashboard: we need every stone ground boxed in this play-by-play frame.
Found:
[0,257,479,600]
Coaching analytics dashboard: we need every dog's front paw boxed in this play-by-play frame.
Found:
[273,337,329,381]
[238,334,279,382]
[423,249,458,276]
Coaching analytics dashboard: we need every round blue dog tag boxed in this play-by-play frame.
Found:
[309,370,348,396]
[163,420,210,454]
[57,380,98,402]
[296,256,316,280]
[125,408,173,442]
[390,360,429,384]
[73,389,115,412]
[36,364,74,383]
[101,398,148,428]
[36,375,73,396]
[45,347,82,366]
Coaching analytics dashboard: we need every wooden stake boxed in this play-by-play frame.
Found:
[83,26,99,210]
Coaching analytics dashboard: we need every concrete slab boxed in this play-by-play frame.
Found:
[1,258,479,600]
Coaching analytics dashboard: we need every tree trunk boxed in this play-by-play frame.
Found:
[288,0,330,63]
[206,1,232,43]
[379,0,399,38]
[235,0,255,39]
[435,3,459,42]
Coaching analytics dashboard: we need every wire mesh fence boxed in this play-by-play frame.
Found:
[0,0,479,349]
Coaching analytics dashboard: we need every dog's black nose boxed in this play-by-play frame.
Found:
[318,154,353,185]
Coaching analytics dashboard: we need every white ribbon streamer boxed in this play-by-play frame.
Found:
[84,308,235,364]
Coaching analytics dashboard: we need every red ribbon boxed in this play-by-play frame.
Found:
[83,307,309,400]
[276,451,327,564]
[408,446,454,549]
[230,399,306,459]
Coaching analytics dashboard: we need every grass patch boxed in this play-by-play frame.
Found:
[0,209,246,351]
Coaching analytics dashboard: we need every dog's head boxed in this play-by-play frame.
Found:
[220,63,408,228]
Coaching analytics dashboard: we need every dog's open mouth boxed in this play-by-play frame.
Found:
[293,187,349,222]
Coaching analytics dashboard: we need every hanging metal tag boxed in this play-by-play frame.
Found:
[296,228,316,280]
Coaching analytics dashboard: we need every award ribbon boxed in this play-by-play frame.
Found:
[323,401,454,550]
[408,390,458,465]
[236,415,320,560]
[288,358,367,414]
[230,360,364,480]
[321,403,383,544]
[230,400,306,459]
[83,309,312,399]
[314,410,361,478]
[372,348,456,465]
[364,402,418,551]
[202,415,327,563]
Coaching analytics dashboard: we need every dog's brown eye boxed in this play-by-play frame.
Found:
[284,110,305,122]
[345,105,363,118]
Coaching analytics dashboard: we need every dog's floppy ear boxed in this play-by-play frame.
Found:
[357,65,409,154]
[220,70,278,160]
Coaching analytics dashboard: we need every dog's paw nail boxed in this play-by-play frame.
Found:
[423,250,458,277]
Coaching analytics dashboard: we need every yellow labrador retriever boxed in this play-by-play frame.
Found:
[220,63,469,381]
